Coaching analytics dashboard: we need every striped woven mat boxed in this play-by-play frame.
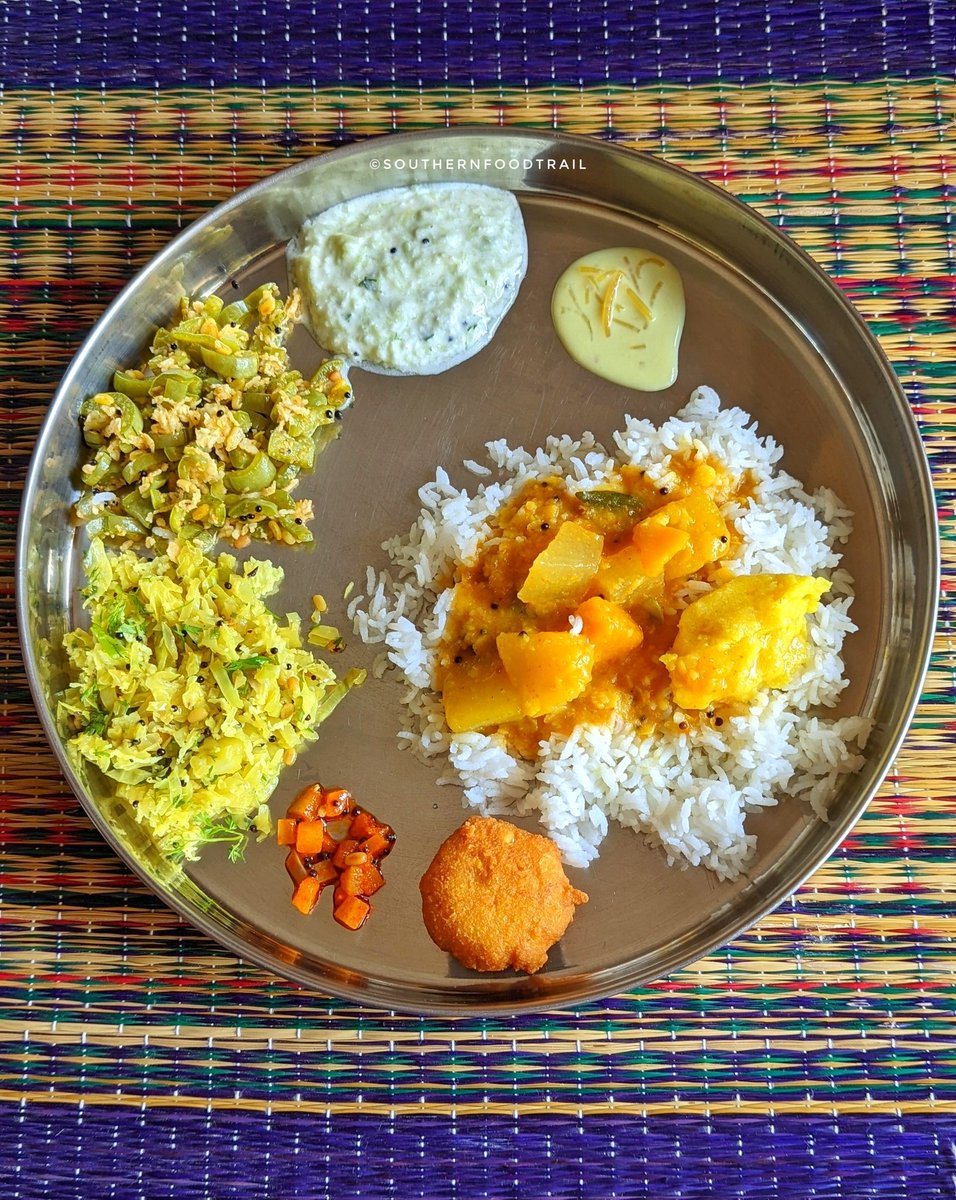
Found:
[2,3,955,1197]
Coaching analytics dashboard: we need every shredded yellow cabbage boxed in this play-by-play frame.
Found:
[57,537,364,861]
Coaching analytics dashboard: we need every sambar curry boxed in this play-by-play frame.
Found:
[436,451,827,758]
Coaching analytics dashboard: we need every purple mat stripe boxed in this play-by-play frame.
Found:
[2,1107,955,1199]
[0,1,954,89]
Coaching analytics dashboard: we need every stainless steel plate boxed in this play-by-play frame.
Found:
[17,130,938,1013]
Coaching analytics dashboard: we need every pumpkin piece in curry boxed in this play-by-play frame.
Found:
[435,451,828,754]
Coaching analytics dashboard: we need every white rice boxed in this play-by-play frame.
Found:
[350,386,872,878]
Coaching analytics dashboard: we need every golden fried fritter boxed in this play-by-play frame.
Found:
[419,816,588,974]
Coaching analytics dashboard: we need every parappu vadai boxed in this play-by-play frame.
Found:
[419,816,588,974]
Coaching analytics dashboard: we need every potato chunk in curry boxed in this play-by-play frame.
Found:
[442,657,524,734]
[497,630,595,718]
[639,491,730,580]
[660,573,829,710]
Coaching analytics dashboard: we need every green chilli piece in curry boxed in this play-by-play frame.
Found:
[75,284,353,550]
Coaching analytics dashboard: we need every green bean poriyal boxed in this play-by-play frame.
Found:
[75,284,352,550]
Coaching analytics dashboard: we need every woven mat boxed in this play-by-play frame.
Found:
[2,5,956,1198]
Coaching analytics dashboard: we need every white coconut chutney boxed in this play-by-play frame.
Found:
[288,183,528,376]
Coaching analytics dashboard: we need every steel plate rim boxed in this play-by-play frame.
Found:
[16,128,939,1014]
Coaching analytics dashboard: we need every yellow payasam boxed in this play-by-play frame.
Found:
[436,455,828,757]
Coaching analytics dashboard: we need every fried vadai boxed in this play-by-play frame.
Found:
[419,816,588,974]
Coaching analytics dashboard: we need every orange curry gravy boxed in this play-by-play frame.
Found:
[435,452,754,759]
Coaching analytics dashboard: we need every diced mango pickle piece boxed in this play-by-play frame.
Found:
[497,631,595,718]
[575,596,644,665]
[639,491,730,580]
[660,573,829,709]
[517,521,604,614]
[442,657,525,733]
